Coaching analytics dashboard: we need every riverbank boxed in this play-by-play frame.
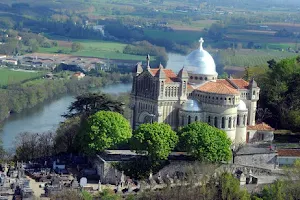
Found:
[0,71,132,122]
[1,82,132,150]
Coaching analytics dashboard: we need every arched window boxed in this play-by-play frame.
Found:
[208,116,211,124]
[195,116,198,121]
[237,115,240,126]
[222,117,225,128]
[233,117,236,128]
[188,116,191,124]
[243,115,246,125]
[190,76,193,79]
[200,77,203,80]
[205,77,208,80]
[195,77,198,80]
[214,117,218,127]
[228,117,232,128]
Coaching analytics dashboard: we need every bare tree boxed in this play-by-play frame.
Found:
[256,107,272,123]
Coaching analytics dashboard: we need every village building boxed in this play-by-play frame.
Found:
[1,59,18,65]
[130,38,273,144]
[73,72,86,79]
[277,149,300,166]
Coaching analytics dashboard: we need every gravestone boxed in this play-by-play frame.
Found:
[71,177,79,188]
[98,180,102,192]
[156,172,163,184]
[239,173,246,186]
[148,172,156,185]
[80,177,88,188]
[120,171,125,187]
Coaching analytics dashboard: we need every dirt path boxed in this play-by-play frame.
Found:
[27,176,47,199]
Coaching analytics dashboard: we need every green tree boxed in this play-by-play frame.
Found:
[96,189,120,200]
[131,122,178,161]
[218,173,250,200]
[71,42,84,52]
[178,122,232,162]
[54,116,81,153]
[79,111,132,154]
[259,57,300,131]
[64,93,125,119]
[260,180,286,200]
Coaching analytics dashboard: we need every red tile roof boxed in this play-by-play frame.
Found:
[187,84,193,91]
[278,149,300,157]
[196,81,240,95]
[247,123,274,131]
[216,79,236,89]
[229,79,249,89]
[149,68,179,83]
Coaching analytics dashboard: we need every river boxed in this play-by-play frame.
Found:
[1,53,185,150]
[1,83,132,150]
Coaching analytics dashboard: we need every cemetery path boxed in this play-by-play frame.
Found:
[27,176,46,199]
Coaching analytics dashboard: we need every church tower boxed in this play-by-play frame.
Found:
[248,78,260,126]
[130,62,143,128]
[177,67,188,101]
[236,100,248,143]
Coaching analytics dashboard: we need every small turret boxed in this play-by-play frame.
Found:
[249,78,258,88]
[146,54,151,70]
[178,67,189,79]
[248,78,260,126]
[132,62,143,75]
[158,65,166,79]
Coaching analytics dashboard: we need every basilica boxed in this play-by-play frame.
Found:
[130,38,273,144]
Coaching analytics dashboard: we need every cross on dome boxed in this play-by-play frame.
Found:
[199,37,204,50]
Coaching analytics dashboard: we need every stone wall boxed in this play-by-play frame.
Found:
[234,153,277,170]
[93,156,123,184]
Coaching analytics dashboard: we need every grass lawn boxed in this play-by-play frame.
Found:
[38,40,147,61]
[0,68,43,86]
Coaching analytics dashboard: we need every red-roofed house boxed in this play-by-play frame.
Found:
[73,72,85,79]
[246,123,274,143]
[130,38,263,144]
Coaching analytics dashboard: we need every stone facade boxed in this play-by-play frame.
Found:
[130,38,263,144]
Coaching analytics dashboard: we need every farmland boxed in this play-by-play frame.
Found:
[0,68,44,87]
[216,49,297,67]
[144,29,202,44]
[38,40,147,61]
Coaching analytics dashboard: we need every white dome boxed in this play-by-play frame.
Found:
[238,100,247,111]
[182,99,202,112]
[184,38,217,75]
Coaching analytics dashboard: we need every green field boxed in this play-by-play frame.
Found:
[218,49,297,67]
[38,40,147,61]
[144,29,202,44]
[0,68,43,86]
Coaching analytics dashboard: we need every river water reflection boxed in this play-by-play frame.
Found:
[1,53,185,150]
